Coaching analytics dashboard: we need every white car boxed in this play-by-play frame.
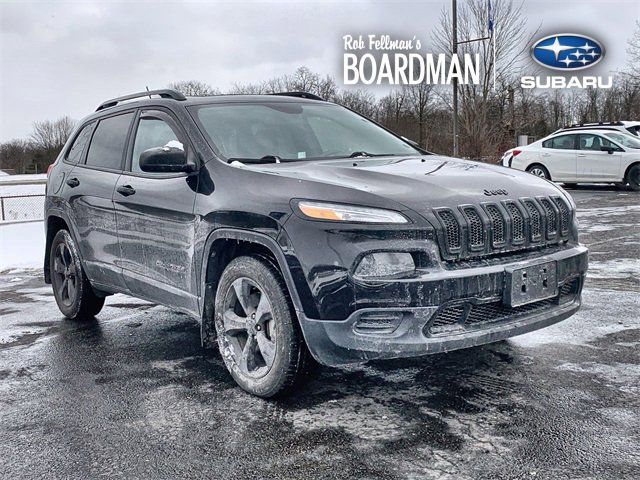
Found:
[504,129,640,190]
[554,121,640,137]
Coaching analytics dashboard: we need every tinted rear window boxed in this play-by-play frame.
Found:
[86,113,134,170]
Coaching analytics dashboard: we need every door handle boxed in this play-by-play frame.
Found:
[116,185,136,197]
[66,177,80,188]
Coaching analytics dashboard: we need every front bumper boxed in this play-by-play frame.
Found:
[298,245,588,366]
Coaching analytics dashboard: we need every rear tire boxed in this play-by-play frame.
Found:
[50,229,105,320]
[626,164,640,191]
[214,255,312,397]
[527,164,550,180]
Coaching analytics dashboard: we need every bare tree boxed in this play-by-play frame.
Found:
[229,82,268,94]
[403,83,436,148]
[168,80,219,96]
[30,116,75,152]
[334,89,377,117]
[0,139,30,174]
[432,0,536,158]
[627,21,640,80]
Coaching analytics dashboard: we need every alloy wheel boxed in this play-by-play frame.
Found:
[53,241,77,307]
[221,277,276,378]
[529,167,547,178]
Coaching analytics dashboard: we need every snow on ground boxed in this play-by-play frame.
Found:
[0,221,44,270]
[588,258,640,279]
[0,183,46,196]
[0,173,47,184]
[0,174,47,196]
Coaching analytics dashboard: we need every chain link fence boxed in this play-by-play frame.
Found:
[0,194,45,222]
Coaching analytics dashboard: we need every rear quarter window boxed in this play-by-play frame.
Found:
[542,135,576,150]
[64,122,94,164]
[85,112,134,170]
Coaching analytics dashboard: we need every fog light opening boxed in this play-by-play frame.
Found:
[354,312,404,335]
[354,252,416,278]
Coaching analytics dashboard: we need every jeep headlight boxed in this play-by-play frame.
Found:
[298,201,408,224]
[354,252,416,278]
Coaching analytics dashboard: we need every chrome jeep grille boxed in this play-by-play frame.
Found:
[433,196,573,261]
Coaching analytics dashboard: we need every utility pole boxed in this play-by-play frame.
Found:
[452,0,459,157]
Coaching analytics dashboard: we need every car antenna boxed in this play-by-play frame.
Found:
[145,86,152,99]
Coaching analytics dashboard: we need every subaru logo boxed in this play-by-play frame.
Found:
[531,34,604,71]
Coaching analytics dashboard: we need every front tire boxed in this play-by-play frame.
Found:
[50,229,105,320]
[214,256,311,397]
[527,164,550,180]
[626,164,640,191]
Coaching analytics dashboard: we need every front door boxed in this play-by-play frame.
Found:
[113,109,199,314]
[576,133,622,181]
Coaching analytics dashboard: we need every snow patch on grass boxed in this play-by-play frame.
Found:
[0,221,44,270]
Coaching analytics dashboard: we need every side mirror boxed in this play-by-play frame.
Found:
[139,146,193,173]
[600,146,615,154]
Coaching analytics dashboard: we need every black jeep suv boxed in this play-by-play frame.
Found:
[45,89,588,397]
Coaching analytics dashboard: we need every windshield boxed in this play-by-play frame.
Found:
[192,102,420,161]
[604,132,640,149]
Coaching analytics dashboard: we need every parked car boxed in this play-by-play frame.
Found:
[45,90,588,397]
[554,121,640,137]
[503,128,640,190]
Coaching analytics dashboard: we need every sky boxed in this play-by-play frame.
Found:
[1,0,638,142]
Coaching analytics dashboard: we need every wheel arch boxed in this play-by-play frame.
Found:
[526,162,552,180]
[44,211,82,283]
[198,228,306,348]
[623,161,640,183]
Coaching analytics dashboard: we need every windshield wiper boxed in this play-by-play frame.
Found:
[227,155,287,164]
[349,151,384,158]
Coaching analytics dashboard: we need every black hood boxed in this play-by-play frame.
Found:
[245,155,565,212]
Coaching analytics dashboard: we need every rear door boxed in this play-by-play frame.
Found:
[540,134,578,181]
[66,111,135,290]
[577,133,622,181]
[113,108,199,313]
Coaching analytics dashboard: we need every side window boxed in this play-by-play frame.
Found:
[579,134,622,152]
[131,115,183,173]
[543,134,576,150]
[65,123,94,164]
[85,112,134,170]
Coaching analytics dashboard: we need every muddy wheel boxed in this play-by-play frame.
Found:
[50,229,105,320]
[214,256,312,397]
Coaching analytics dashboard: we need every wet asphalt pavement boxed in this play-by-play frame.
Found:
[1,187,639,479]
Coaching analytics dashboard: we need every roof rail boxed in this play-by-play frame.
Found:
[96,89,187,111]
[269,91,325,101]
[564,121,624,129]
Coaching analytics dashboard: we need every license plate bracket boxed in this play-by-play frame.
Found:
[504,261,558,307]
